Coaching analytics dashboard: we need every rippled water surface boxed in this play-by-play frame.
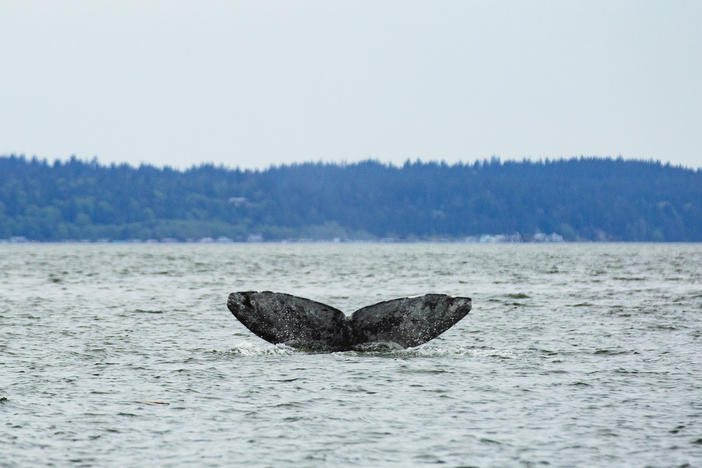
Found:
[2,243,702,466]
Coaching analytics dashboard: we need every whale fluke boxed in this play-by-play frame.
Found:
[227,291,352,350]
[227,291,471,351]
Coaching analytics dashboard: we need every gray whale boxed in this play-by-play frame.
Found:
[227,291,472,351]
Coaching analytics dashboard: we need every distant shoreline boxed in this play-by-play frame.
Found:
[2,238,701,245]
[3,156,701,242]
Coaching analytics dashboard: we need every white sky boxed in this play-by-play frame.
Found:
[1,0,701,169]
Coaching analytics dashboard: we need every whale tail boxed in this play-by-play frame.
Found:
[227,291,471,351]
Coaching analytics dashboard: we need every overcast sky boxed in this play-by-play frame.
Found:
[1,0,700,169]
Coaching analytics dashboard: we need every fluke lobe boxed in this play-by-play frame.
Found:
[227,291,472,351]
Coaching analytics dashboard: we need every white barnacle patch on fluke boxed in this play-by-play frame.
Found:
[227,291,471,352]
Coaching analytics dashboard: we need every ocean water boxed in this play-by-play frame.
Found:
[1,243,701,467]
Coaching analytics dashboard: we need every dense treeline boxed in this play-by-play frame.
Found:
[1,155,700,241]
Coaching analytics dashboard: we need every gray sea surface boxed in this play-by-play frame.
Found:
[1,243,701,467]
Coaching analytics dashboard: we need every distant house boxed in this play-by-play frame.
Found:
[533,232,564,243]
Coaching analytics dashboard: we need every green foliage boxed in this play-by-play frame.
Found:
[0,155,701,241]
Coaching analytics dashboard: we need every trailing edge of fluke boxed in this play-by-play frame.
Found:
[227,291,472,351]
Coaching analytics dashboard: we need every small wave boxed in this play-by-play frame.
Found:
[479,437,503,445]
[669,425,685,434]
[212,341,517,359]
[352,341,404,352]
[529,347,558,356]
[394,344,517,360]
[505,293,530,299]
[593,349,635,356]
[133,309,164,314]
[213,342,297,357]
[650,324,678,331]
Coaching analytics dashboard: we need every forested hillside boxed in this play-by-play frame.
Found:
[1,155,700,241]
